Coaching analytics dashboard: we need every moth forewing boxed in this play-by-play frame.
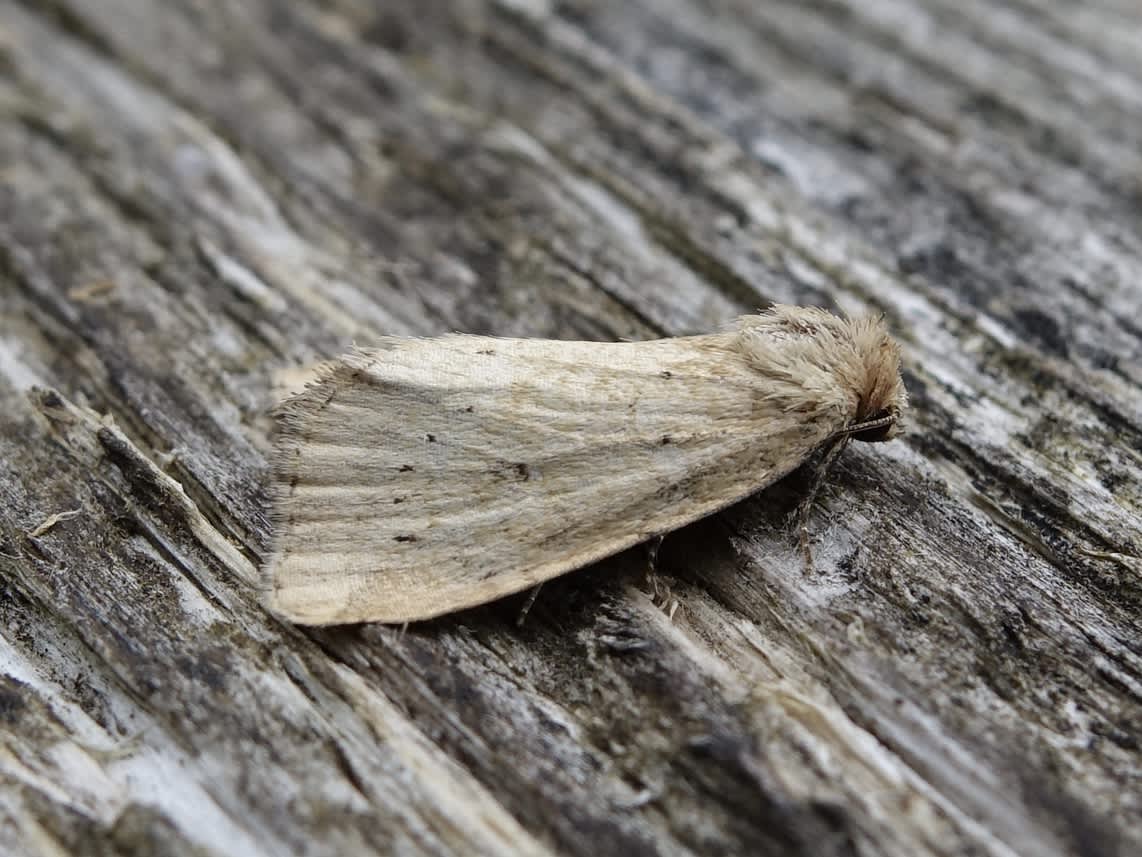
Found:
[265,306,906,625]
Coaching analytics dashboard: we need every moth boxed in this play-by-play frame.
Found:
[266,305,907,625]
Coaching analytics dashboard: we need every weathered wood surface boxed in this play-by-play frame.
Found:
[1,0,1139,855]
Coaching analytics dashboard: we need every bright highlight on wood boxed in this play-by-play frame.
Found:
[265,305,907,625]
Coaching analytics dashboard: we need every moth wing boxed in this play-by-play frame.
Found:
[266,333,838,624]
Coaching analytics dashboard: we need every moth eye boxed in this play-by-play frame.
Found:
[850,408,895,443]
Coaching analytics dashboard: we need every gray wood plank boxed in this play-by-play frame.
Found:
[1,1,1138,855]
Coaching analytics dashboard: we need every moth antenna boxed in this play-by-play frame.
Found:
[794,436,851,569]
[837,412,897,438]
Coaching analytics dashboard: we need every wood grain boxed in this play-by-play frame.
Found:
[1,1,1138,855]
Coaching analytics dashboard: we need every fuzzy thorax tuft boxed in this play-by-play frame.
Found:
[734,305,907,440]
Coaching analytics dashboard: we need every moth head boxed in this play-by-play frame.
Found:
[735,305,908,442]
[841,313,907,442]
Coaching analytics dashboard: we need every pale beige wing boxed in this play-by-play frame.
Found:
[265,332,841,624]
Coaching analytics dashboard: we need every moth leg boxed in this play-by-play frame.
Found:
[791,481,818,567]
[642,535,681,620]
[647,535,664,574]
[792,436,850,570]
[516,583,544,628]
[643,534,667,598]
[797,514,814,568]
